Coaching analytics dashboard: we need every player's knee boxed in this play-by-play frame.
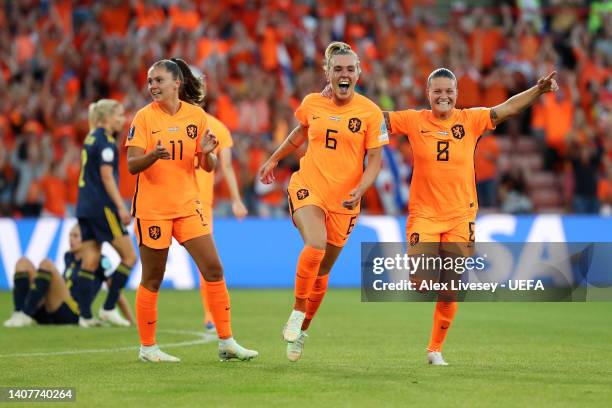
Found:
[142,275,163,291]
[38,258,56,272]
[203,262,224,281]
[304,234,326,250]
[15,257,35,272]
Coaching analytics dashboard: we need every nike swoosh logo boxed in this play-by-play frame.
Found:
[147,320,157,325]
[441,325,449,330]
[225,307,230,311]
[152,130,161,134]
[313,116,320,120]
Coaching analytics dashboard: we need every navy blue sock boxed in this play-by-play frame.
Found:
[103,263,131,311]
[22,269,51,316]
[12,271,30,311]
[76,269,96,319]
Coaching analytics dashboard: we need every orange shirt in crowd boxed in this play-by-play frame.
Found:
[475,135,500,182]
[98,3,130,36]
[65,163,80,206]
[134,0,165,30]
[169,5,200,32]
[457,72,480,108]
[40,174,67,217]
[532,90,574,153]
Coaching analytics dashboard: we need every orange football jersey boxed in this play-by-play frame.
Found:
[195,113,233,208]
[294,93,389,214]
[126,101,207,219]
[388,108,495,220]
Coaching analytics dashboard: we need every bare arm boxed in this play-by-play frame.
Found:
[219,147,247,219]
[490,71,559,127]
[342,146,383,210]
[259,124,307,184]
[199,129,219,172]
[198,151,218,172]
[127,141,170,174]
[100,165,131,225]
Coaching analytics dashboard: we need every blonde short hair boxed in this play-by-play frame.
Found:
[88,99,121,131]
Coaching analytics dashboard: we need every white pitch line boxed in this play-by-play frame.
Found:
[0,329,217,358]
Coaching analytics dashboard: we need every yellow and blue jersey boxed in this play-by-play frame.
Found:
[76,127,119,217]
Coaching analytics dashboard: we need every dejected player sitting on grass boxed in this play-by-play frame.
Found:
[3,224,133,328]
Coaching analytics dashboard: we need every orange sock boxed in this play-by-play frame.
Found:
[136,285,158,346]
[204,279,232,339]
[293,246,325,312]
[198,273,213,324]
[302,274,329,331]
[427,301,458,352]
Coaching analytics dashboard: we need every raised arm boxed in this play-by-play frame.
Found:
[490,71,559,127]
[259,124,307,184]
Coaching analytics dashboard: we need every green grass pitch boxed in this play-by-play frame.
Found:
[1,289,611,407]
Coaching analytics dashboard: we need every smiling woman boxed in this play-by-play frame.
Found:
[258,41,389,362]
[125,58,257,363]
[382,67,559,366]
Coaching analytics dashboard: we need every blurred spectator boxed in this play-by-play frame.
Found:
[0,0,609,217]
[566,117,603,214]
[499,170,533,214]
[475,135,500,208]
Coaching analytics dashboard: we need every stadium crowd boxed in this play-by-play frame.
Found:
[0,0,610,218]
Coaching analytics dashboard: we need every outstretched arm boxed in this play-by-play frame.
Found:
[259,124,307,184]
[490,71,559,127]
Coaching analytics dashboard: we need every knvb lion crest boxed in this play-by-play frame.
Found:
[348,117,361,133]
[451,124,465,140]
[409,232,420,246]
[296,189,309,200]
[186,124,198,139]
[149,226,161,240]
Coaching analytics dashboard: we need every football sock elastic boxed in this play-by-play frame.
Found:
[302,274,330,331]
[293,246,325,312]
[427,301,458,352]
[203,279,232,339]
[22,269,52,316]
[103,262,131,311]
[136,285,158,346]
[12,271,30,311]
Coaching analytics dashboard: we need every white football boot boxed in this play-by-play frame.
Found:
[139,345,180,363]
[99,307,131,327]
[282,310,305,342]
[218,338,259,361]
[427,351,449,366]
[287,331,308,362]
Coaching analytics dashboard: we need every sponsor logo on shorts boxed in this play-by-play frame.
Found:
[409,232,420,246]
[348,117,362,133]
[149,226,161,240]
[451,124,465,140]
[186,124,198,139]
[297,189,309,200]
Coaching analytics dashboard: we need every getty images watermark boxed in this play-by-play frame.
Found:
[361,242,612,302]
